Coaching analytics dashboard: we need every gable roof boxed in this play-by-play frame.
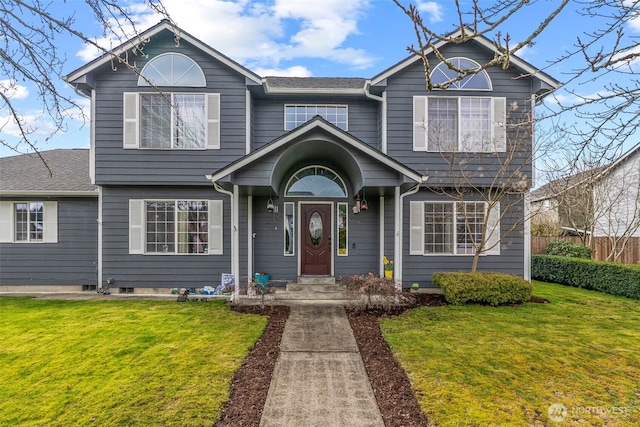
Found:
[530,141,640,202]
[371,27,561,93]
[207,116,426,185]
[64,20,262,91]
[0,149,97,196]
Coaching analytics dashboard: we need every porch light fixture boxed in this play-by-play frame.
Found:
[267,198,275,212]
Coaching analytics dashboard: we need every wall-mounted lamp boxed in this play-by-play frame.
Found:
[267,198,275,212]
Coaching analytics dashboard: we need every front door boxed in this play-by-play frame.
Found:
[301,203,332,275]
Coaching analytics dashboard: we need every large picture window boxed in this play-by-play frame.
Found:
[410,201,500,256]
[123,92,220,150]
[413,96,506,152]
[140,94,205,149]
[129,199,223,255]
[285,105,347,130]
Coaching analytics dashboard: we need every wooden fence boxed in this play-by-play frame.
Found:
[531,236,640,264]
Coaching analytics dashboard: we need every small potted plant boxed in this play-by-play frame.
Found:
[411,282,420,292]
[383,256,393,279]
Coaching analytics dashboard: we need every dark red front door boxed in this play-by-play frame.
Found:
[301,204,332,275]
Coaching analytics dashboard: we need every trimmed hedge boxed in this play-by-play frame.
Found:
[531,255,640,299]
[544,240,592,259]
[432,271,533,306]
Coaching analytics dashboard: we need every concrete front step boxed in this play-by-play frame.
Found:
[274,289,349,301]
[297,276,336,285]
[286,282,346,293]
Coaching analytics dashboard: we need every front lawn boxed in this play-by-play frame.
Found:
[0,298,267,426]
[381,281,640,426]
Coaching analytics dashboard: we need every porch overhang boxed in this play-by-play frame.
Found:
[206,116,426,195]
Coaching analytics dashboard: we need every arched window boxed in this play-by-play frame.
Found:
[285,166,347,197]
[138,53,206,87]
[430,57,492,90]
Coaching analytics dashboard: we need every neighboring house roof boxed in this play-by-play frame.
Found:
[263,77,368,94]
[0,149,98,196]
[64,20,262,94]
[530,141,640,202]
[371,26,561,95]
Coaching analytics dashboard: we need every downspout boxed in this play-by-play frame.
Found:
[395,183,422,289]
[213,182,239,302]
[364,80,387,154]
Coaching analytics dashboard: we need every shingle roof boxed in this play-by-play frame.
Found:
[0,149,97,194]
[263,77,366,91]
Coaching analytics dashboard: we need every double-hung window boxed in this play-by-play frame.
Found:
[0,201,57,243]
[129,199,223,255]
[413,96,506,152]
[123,92,220,150]
[410,201,500,255]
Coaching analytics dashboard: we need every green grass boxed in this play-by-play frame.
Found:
[381,281,640,426]
[0,297,267,426]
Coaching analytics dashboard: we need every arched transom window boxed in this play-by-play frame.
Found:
[430,57,492,90]
[138,53,206,87]
[285,166,347,197]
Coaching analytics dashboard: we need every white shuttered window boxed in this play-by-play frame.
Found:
[129,199,223,255]
[413,96,506,152]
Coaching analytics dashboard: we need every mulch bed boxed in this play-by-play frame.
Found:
[214,305,289,427]
[214,293,546,426]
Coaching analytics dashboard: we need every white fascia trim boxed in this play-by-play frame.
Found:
[0,191,99,197]
[246,89,251,155]
[65,22,261,85]
[371,28,560,89]
[207,120,423,184]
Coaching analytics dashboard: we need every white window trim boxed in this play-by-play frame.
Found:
[137,52,206,87]
[337,202,348,256]
[413,96,506,153]
[284,202,295,256]
[0,201,58,243]
[409,200,500,256]
[123,92,220,150]
[429,57,493,91]
[129,199,223,255]
[284,104,349,131]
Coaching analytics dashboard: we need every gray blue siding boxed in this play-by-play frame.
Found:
[0,197,98,286]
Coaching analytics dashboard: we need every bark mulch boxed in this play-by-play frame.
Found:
[214,293,545,426]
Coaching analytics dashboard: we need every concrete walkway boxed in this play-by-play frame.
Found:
[259,305,384,427]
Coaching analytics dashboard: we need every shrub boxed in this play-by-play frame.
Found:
[341,274,416,312]
[531,255,640,299]
[432,272,533,306]
[544,240,592,259]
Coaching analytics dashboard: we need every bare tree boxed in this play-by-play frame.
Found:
[419,98,535,272]
[394,0,640,167]
[0,0,172,165]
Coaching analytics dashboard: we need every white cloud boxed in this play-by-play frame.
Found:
[254,65,313,77]
[76,0,374,72]
[416,1,443,23]
[0,80,29,100]
[0,111,58,138]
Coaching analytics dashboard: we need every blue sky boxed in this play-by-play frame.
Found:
[1,0,638,159]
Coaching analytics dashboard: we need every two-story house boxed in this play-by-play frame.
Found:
[0,21,559,295]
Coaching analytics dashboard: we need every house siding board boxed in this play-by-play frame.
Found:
[402,190,525,287]
[385,42,534,186]
[100,186,231,288]
[0,198,98,286]
[93,35,248,185]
